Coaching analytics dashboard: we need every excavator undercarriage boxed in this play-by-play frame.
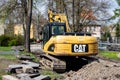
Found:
[39,52,66,72]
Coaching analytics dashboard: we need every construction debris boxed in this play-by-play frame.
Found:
[21,61,40,69]
[2,74,51,80]
[16,55,34,61]
[4,55,51,80]
[7,60,40,74]
[17,73,51,80]
[2,75,19,80]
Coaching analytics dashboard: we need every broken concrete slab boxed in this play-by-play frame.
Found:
[17,73,40,78]
[17,73,51,80]
[8,64,39,74]
[22,65,33,73]
[16,55,34,61]
[8,64,23,73]
[34,75,51,80]
[2,75,19,80]
[21,61,40,69]
[17,73,31,80]
[22,65,39,74]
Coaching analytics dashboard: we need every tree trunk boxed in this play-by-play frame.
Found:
[25,0,33,52]
[62,0,70,31]
[76,0,80,32]
[72,0,75,32]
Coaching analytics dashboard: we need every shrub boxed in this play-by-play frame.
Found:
[30,38,36,43]
[8,39,17,46]
[0,34,24,46]
[0,35,11,46]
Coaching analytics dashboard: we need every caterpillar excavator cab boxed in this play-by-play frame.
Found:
[40,9,98,72]
[43,22,66,44]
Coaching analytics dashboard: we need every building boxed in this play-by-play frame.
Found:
[0,24,6,35]
[14,24,36,39]
[85,25,101,39]
[80,9,101,39]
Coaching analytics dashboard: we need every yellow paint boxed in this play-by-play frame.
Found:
[44,36,98,56]
[48,9,71,32]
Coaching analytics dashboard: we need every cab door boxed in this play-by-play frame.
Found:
[43,25,50,45]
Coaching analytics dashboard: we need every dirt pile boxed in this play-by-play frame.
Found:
[64,59,120,80]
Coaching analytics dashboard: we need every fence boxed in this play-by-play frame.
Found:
[104,37,120,43]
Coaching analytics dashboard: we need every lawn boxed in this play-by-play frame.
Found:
[0,54,18,80]
[0,47,11,51]
[0,54,17,60]
[99,50,120,60]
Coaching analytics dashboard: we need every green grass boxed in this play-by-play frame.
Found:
[0,54,16,60]
[0,70,6,80]
[99,50,120,59]
[40,70,63,80]
[19,51,39,62]
[0,47,11,51]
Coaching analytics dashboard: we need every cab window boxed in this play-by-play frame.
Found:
[52,26,65,35]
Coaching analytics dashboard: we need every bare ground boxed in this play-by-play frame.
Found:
[63,59,120,80]
[0,57,19,76]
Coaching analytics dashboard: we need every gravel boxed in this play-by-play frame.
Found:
[63,59,120,80]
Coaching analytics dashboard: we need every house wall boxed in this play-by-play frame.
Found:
[14,24,35,39]
[0,24,6,35]
[86,26,101,39]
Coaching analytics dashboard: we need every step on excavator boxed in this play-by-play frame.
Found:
[39,9,98,72]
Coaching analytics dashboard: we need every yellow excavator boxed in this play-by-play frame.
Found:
[40,9,98,72]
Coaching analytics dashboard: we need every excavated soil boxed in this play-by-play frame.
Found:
[63,59,120,80]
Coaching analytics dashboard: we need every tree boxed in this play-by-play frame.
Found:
[24,0,33,52]
[113,0,120,37]
[50,0,114,32]
[0,0,33,52]
[115,24,120,37]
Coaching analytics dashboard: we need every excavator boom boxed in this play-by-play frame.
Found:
[48,9,71,32]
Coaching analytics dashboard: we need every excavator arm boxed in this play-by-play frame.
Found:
[48,9,71,32]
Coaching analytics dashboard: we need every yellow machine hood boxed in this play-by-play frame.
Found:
[52,35,97,44]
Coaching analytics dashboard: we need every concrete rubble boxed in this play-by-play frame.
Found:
[2,74,51,80]
[7,60,40,74]
[3,55,51,80]
[11,46,24,51]
[16,55,34,61]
